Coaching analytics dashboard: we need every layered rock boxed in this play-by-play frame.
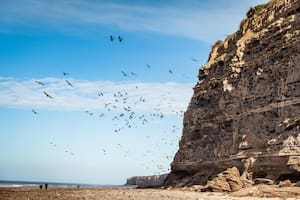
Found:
[201,167,244,192]
[165,0,300,187]
[126,174,167,188]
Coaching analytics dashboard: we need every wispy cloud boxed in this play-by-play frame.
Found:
[0,77,193,114]
[0,0,268,42]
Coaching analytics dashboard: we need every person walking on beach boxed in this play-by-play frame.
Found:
[45,183,48,190]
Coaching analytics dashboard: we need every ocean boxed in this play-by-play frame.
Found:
[0,180,136,188]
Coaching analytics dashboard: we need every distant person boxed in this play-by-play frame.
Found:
[77,185,80,189]
[45,183,48,190]
[39,184,43,190]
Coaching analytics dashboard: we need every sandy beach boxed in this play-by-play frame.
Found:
[1,186,300,200]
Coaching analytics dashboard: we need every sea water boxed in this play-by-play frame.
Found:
[0,180,136,188]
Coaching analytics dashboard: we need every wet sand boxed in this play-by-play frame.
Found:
[0,186,300,200]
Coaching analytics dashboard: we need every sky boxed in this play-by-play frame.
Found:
[0,0,268,185]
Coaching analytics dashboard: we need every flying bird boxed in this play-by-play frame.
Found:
[191,58,199,62]
[43,91,53,99]
[98,92,104,96]
[63,72,69,76]
[121,71,129,77]
[168,69,173,74]
[118,36,123,42]
[35,81,45,86]
[65,80,74,87]
[31,109,39,114]
[146,64,151,69]
[110,35,115,42]
[130,72,137,76]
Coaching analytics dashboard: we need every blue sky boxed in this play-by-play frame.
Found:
[0,0,268,185]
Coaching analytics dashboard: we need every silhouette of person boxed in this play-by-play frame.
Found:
[77,185,80,189]
[45,183,48,190]
[39,184,43,190]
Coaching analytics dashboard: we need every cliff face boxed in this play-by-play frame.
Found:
[126,174,167,188]
[165,0,300,186]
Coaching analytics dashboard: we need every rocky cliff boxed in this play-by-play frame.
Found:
[126,174,167,188]
[165,0,300,187]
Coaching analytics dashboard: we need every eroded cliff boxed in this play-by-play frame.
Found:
[126,174,168,188]
[165,0,300,187]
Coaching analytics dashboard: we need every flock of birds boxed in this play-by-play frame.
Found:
[109,35,123,42]
[30,35,200,175]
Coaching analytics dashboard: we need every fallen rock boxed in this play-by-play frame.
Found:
[202,167,244,192]
[254,178,274,185]
[279,180,292,187]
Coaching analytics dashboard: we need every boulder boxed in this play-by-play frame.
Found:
[202,167,244,192]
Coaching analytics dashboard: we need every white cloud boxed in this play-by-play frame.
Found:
[0,0,269,42]
[0,77,193,114]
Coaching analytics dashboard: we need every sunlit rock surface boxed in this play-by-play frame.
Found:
[165,0,300,187]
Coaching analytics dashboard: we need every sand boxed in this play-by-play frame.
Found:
[0,186,300,200]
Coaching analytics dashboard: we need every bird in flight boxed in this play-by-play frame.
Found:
[98,92,104,97]
[130,72,137,77]
[118,36,123,42]
[65,80,74,87]
[35,81,45,86]
[43,91,53,99]
[110,35,115,42]
[31,109,39,114]
[146,64,151,69]
[191,58,199,62]
[168,69,173,74]
[63,72,69,76]
[121,71,129,77]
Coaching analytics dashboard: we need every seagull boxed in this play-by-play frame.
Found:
[35,81,45,86]
[146,64,151,69]
[191,58,199,62]
[121,71,129,77]
[65,80,74,87]
[43,91,53,99]
[130,72,137,76]
[63,72,69,76]
[110,35,115,42]
[168,69,173,74]
[98,92,104,96]
[118,36,123,42]
[31,109,39,114]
